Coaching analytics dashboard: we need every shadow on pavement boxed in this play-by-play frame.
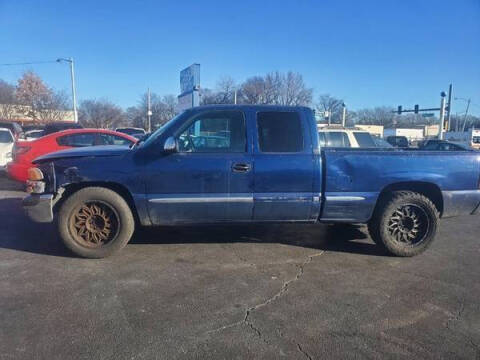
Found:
[131,223,387,257]
[0,195,386,258]
[0,174,25,191]
[0,197,73,257]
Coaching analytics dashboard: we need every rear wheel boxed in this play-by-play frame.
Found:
[58,187,135,258]
[368,191,439,257]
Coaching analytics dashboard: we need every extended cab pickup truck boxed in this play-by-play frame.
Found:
[23,105,480,258]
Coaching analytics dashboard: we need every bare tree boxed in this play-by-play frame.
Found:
[78,99,126,129]
[156,94,177,127]
[126,106,144,129]
[200,88,217,105]
[263,71,283,104]
[215,76,237,104]
[0,79,19,121]
[240,76,266,104]
[316,94,344,124]
[15,71,70,123]
[239,71,312,106]
[282,72,313,106]
[134,92,178,130]
[200,77,237,105]
[354,107,396,126]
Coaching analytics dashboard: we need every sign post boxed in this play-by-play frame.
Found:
[177,64,200,113]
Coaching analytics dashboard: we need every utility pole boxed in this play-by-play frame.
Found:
[57,57,78,123]
[461,98,471,132]
[446,84,452,131]
[147,88,152,132]
[341,103,346,127]
[234,89,237,104]
[438,92,447,139]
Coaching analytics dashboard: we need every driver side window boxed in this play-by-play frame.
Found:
[178,111,246,153]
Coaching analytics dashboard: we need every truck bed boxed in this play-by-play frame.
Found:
[321,148,480,222]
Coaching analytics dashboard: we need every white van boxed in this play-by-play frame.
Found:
[445,129,480,150]
[0,128,14,170]
[317,127,377,148]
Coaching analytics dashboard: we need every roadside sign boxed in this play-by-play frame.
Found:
[422,113,435,118]
[177,64,201,113]
[180,64,200,94]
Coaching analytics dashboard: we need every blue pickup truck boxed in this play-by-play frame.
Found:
[23,105,480,258]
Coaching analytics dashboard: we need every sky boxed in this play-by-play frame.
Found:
[1,0,479,115]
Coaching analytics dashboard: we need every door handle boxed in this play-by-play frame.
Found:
[232,163,251,173]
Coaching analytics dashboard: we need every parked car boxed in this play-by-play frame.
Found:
[115,127,146,139]
[43,122,83,136]
[24,129,45,141]
[22,124,45,133]
[7,129,137,182]
[22,105,480,259]
[386,135,409,148]
[418,140,471,151]
[445,129,480,150]
[0,121,24,140]
[0,128,15,171]
[318,128,376,148]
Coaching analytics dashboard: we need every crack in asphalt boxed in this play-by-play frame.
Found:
[208,251,324,358]
[445,294,466,331]
[296,342,313,360]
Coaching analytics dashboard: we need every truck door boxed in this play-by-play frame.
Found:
[252,110,317,221]
[144,110,253,224]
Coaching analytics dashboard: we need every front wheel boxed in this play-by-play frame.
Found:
[58,187,135,258]
[368,191,439,257]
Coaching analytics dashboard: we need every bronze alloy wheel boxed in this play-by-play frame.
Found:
[387,203,429,245]
[69,201,120,248]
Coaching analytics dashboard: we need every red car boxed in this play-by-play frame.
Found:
[7,129,137,182]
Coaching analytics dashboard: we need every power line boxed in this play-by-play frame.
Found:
[0,60,57,66]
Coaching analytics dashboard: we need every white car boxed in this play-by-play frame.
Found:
[317,127,377,148]
[0,128,14,171]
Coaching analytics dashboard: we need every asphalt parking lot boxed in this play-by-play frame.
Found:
[0,175,479,360]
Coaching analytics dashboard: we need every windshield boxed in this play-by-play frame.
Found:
[0,131,13,143]
[118,128,145,135]
[354,132,376,147]
[141,112,185,147]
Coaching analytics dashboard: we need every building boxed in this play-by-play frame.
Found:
[0,104,74,124]
[384,128,424,142]
[356,125,384,137]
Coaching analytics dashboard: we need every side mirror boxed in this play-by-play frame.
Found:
[163,136,177,153]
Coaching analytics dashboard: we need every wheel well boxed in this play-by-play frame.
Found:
[377,181,444,216]
[53,182,140,224]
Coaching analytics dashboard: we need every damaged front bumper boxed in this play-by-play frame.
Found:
[23,194,54,223]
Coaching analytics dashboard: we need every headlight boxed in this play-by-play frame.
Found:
[26,168,45,194]
[26,180,46,194]
[28,168,44,181]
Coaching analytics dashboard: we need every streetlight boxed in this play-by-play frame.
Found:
[341,102,346,127]
[57,57,78,123]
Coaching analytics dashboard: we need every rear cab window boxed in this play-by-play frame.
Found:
[257,111,303,152]
[57,133,97,147]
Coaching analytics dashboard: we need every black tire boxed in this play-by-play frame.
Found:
[58,187,135,258]
[368,191,439,257]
